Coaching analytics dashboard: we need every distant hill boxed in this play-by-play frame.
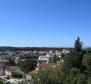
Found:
[0,46,73,51]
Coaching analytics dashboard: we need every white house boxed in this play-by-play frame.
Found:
[62,49,70,54]
[38,54,55,63]
[38,56,49,62]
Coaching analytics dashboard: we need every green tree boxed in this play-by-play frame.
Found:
[0,78,3,84]
[83,53,91,77]
[63,37,83,70]
[33,37,87,84]
[33,64,60,84]
[70,68,87,84]
[59,37,85,84]
[87,77,91,84]
[73,37,83,69]
[18,59,37,73]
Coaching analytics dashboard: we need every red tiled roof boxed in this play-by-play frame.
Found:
[9,66,18,71]
[0,62,6,68]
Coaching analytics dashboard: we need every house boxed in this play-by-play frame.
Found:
[0,60,9,76]
[4,66,18,76]
[0,61,6,76]
[55,50,61,56]
[62,49,70,54]
[0,52,10,76]
[6,66,25,76]
[38,55,49,63]
[9,66,18,72]
[38,54,57,63]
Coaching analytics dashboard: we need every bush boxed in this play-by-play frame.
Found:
[11,72,23,79]
[0,78,4,84]
[18,59,37,73]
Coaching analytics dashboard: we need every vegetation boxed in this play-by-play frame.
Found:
[32,37,91,84]
[0,46,72,51]
[8,58,16,66]
[18,59,37,73]
[32,63,61,84]
[0,78,4,84]
[0,37,91,84]
[11,72,23,79]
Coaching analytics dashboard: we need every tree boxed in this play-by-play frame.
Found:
[83,53,91,77]
[8,58,16,66]
[72,37,83,69]
[74,37,83,52]
[70,68,87,84]
[33,37,88,84]
[18,59,37,73]
[63,37,84,69]
[33,64,60,84]
[87,77,91,84]
[70,74,86,84]
[59,37,86,84]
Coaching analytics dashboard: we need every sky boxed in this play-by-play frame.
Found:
[0,0,91,47]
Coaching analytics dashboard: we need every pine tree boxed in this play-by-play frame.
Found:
[72,37,83,69]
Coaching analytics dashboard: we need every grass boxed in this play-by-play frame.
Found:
[0,77,5,84]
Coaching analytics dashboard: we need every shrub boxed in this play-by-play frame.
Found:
[11,72,23,79]
[0,78,4,84]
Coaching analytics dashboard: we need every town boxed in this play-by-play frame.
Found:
[0,47,70,84]
[0,0,90,84]
[0,38,91,84]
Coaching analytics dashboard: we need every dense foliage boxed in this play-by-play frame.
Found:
[11,72,23,79]
[0,78,4,84]
[18,59,37,73]
[32,37,91,84]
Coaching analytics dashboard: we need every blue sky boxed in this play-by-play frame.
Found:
[0,0,91,47]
